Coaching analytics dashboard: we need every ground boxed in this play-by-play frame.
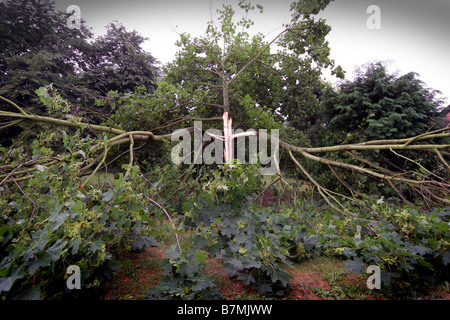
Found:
[103,244,450,300]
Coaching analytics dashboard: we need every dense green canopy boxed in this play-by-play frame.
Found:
[0,0,160,115]
[320,62,443,144]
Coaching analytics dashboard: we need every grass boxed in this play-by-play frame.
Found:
[284,257,381,300]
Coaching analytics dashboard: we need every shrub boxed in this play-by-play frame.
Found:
[0,136,156,299]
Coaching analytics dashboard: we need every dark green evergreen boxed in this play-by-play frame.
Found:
[0,0,161,146]
[0,0,160,115]
[320,62,443,144]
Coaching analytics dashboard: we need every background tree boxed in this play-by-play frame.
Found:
[308,62,447,197]
[145,0,344,165]
[0,0,161,146]
[319,62,443,145]
[273,0,344,135]
[78,22,161,107]
[0,0,93,111]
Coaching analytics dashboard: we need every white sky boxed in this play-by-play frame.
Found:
[54,0,450,106]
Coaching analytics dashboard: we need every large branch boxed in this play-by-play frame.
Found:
[258,129,450,207]
[0,110,124,135]
[1,96,449,207]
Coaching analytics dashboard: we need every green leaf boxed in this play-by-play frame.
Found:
[180,261,199,277]
[210,218,222,227]
[0,277,20,293]
[238,247,247,255]
[0,269,24,293]
[191,279,211,291]
[47,239,67,261]
[443,253,450,266]
[270,269,291,287]
[417,259,434,270]
[35,87,51,106]
[26,252,51,275]
[427,238,440,250]
[0,259,15,277]
[434,222,450,232]
[89,239,104,253]
[195,250,209,263]
[102,189,115,202]
[70,236,81,255]
[345,258,366,274]
[0,224,8,238]
[131,236,158,251]
[17,285,41,300]
[48,212,69,231]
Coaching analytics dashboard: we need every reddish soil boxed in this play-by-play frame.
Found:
[104,247,449,301]
[287,270,331,300]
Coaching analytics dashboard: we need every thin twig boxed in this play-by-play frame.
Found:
[144,196,184,253]
[10,176,47,232]
[0,96,27,115]
[81,142,110,189]
[434,149,450,171]
[289,149,345,214]
[254,175,281,204]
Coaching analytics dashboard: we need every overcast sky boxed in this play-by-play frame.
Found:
[54,0,450,106]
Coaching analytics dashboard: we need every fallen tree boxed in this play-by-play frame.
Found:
[1,1,449,300]
[1,95,449,209]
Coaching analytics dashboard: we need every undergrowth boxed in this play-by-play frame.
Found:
[147,164,450,300]
[1,134,448,300]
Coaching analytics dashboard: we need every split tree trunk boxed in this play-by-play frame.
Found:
[223,111,233,164]
[222,80,233,164]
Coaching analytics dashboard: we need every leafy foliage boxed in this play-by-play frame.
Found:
[0,132,158,299]
[149,161,449,299]
[309,62,448,198]
[151,164,293,298]
[0,0,161,148]
[162,0,343,135]
[319,62,443,144]
[279,197,450,297]
[147,247,222,300]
